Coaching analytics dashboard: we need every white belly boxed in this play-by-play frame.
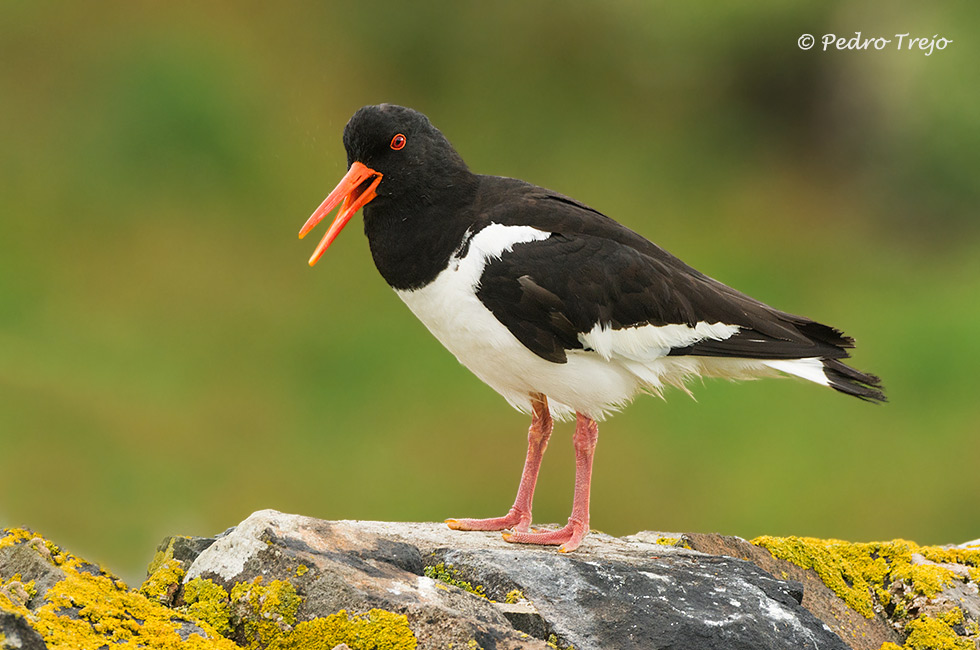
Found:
[397,277,641,420]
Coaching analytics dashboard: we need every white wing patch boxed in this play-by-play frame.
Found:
[449,223,551,278]
[762,358,830,386]
[579,321,741,362]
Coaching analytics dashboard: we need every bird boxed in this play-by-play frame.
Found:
[298,104,885,553]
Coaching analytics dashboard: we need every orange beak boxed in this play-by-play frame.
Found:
[299,161,383,267]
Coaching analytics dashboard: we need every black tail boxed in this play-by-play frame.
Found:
[822,358,887,403]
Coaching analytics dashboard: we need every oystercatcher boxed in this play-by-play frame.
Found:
[299,104,885,552]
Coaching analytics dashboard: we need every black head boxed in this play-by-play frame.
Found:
[342,104,469,203]
[299,104,474,266]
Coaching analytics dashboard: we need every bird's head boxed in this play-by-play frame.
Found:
[299,104,468,267]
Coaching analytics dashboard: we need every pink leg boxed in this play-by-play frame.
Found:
[502,412,598,552]
[446,393,552,534]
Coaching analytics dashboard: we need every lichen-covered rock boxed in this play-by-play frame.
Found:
[0,527,236,649]
[5,515,977,650]
[141,533,228,607]
[182,511,848,650]
[680,532,905,650]
[182,510,545,649]
[750,535,980,650]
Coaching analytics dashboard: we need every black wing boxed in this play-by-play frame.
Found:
[476,230,847,361]
[474,181,844,353]
[473,180,884,401]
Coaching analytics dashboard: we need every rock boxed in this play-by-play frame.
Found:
[183,511,547,649]
[430,544,842,649]
[182,510,846,650]
[680,532,904,650]
[0,527,236,650]
[494,599,549,639]
[750,534,980,650]
[155,533,225,568]
[0,610,47,650]
[0,538,64,603]
[4,516,979,649]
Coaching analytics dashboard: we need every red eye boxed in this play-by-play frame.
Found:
[390,133,406,150]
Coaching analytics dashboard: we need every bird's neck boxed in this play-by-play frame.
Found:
[363,171,482,291]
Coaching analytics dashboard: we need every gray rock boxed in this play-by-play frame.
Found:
[495,599,549,639]
[0,610,48,650]
[429,545,844,650]
[0,541,63,605]
[184,510,850,650]
[185,510,548,649]
[679,532,904,650]
[155,534,222,570]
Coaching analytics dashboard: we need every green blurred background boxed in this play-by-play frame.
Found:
[2,3,978,583]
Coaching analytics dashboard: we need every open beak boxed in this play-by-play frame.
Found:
[299,161,383,267]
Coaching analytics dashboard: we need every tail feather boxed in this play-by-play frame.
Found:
[822,358,886,403]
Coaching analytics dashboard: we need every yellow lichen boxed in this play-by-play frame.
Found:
[2,529,422,650]
[0,528,36,551]
[546,633,576,649]
[32,556,236,649]
[904,614,972,650]
[752,536,884,617]
[230,577,302,649]
[1,529,235,649]
[182,576,232,637]
[1,576,36,612]
[891,561,956,599]
[0,586,31,619]
[295,565,309,577]
[504,589,525,604]
[940,608,965,626]
[423,563,487,599]
[754,536,980,650]
[752,537,979,617]
[144,537,187,578]
[177,575,417,650]
[174,573,418,650]
[140,558,186,604]
[1,531,65,568]
[266,608,417,650]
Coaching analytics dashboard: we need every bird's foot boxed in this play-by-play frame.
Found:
[446,508,531,533]
[501,517,588,553]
